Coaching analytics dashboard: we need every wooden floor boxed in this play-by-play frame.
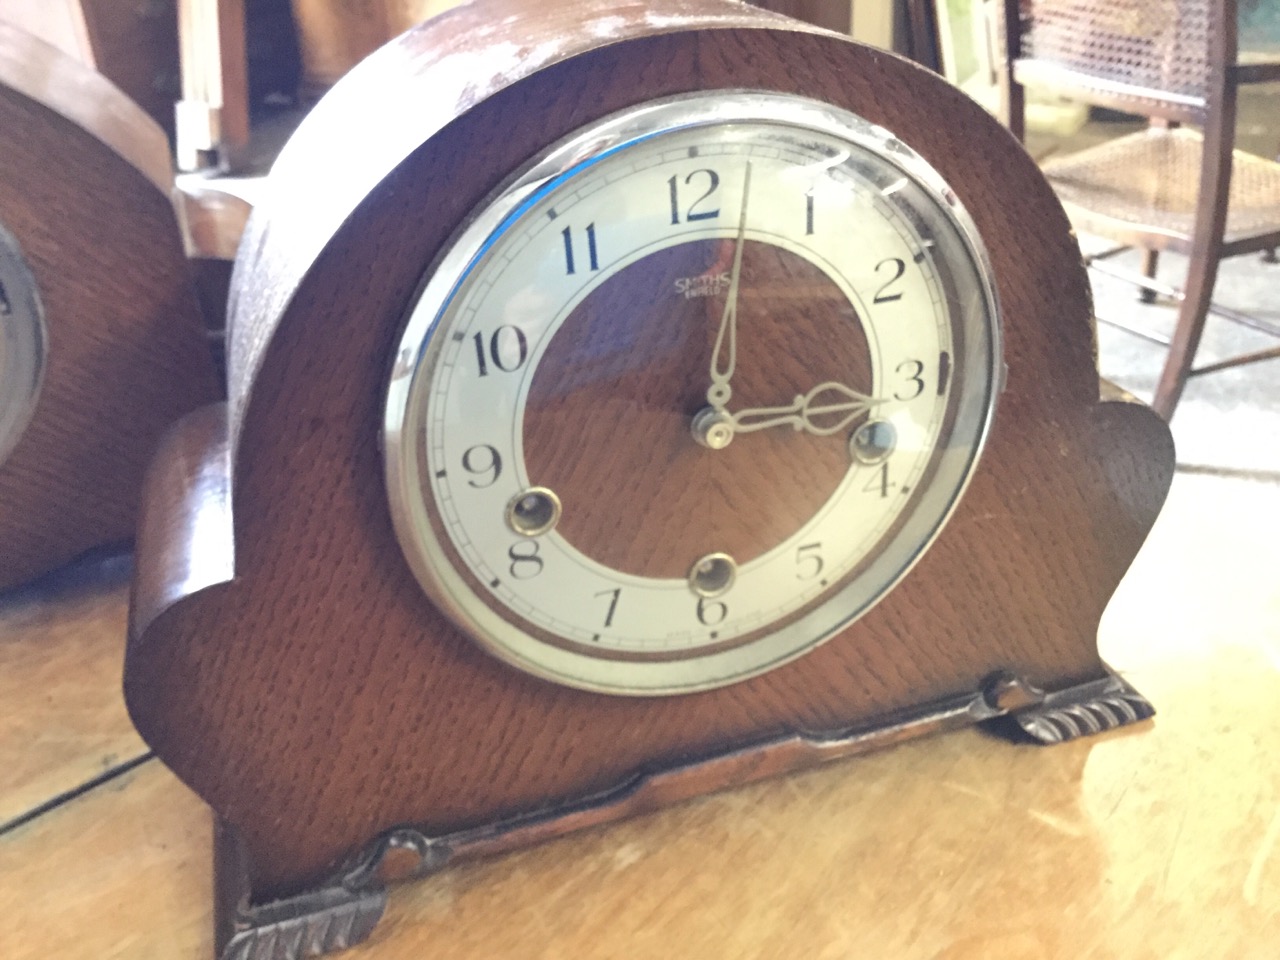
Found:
[2,468,1278,959]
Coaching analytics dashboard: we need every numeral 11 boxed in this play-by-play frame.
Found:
[562,224,599,274]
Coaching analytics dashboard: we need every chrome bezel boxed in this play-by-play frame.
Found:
[384,90,1002,696]
[0,224,46,468]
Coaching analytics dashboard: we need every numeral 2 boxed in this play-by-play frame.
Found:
[873,257,906,303]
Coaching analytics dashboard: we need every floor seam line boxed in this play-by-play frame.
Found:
[0,752,155,837]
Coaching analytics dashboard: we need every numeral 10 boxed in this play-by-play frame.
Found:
[473,326,529,376]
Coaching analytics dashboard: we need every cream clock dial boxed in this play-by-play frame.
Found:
[385,92,1001,694]
[0,223,45,468]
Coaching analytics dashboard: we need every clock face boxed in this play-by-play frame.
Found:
[0,223,45,468]
[385,92,1001,695]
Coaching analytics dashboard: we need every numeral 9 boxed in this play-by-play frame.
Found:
[462,444,502,488]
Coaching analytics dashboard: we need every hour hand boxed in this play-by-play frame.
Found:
[729,381,884,436]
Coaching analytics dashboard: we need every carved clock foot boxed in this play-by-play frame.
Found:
[207,669,1155,960]
[215,820,386,960]
[1009,671,1156,744]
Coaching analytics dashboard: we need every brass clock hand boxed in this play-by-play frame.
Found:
[728,381,886,436]
[706,162,753,412]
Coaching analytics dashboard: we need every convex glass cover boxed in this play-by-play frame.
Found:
[385,92,1001,694]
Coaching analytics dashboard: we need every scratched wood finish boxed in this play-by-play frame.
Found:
[1,761,214,960]
[0,558,147,828]
[126,0,1174,901]
[9,472,1279,959]
[0,24,219,591]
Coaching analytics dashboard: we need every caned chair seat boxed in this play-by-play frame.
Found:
[994,0,1280,419]
[1044,126,1280,250]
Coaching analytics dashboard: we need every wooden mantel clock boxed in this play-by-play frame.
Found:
[124,1,1175,956]
[0,23,218,591]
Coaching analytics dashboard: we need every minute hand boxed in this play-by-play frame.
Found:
[729,381,885,436]
[706,162,752,411]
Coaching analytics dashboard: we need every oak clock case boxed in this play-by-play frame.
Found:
[385,93,1001,695]
[123,1,1175,956]
[0,23,219,591]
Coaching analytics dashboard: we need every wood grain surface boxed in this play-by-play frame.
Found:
[523,240,872,577]
[126,0,1175,902]
[8,470,1280,959]
[2,760,213,960]
[0,553,147,829]
[4,0,187,140]
[0,23,219,590]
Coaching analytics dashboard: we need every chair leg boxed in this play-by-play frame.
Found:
[1151,252,1221,420]
[1139,249,1159,302]
[1264,248,1277,264]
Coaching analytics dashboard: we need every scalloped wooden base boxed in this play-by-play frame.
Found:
[207,666,1155,960]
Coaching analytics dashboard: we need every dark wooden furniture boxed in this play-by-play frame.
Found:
[124,1,1173,955]
[0,23,219,592]
[902,0,943,73]
[0,0,183,138]
[997,0,1280,420]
